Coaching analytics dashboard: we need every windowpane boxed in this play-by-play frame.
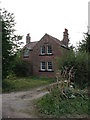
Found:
[41,46,45,54]
[41,62,45,71]
[47,62,52,71]
[47,45,52,54]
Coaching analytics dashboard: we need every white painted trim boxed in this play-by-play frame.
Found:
[40,62,45,71]
[47,46,52,54]
[47,62,52,71]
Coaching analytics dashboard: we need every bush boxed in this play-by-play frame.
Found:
[13,60,30,77]
[57,50,88,89]
[12,52,32,77]
[74,51,88,88]
[37,87,89,117]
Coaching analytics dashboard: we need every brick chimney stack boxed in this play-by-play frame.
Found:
[63,28,69,47]
[26,33,31,44]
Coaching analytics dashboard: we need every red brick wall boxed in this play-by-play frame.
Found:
[22,34,68,78]
[32,34,62,78]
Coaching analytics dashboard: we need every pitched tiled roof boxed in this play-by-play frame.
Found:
[46,34,61,45]
[46,34,68,49]
[24,33,68,50]
[24,41,38,50]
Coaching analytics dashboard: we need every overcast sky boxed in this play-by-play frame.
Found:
[1,0,89,47]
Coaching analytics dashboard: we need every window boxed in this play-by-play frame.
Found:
[47,45,52,54]
[40,62,53,72]
[40,62,45,71]
[23,48,29,57]
[40,46,45,54]
[47,62,52,71]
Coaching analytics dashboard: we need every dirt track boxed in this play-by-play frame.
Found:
[2,84,89,119]
[2,85,49,118]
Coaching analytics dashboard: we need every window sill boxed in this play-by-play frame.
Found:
[39,70,54,72]
[39,53,53,56]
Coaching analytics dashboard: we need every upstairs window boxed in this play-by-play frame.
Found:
[47,45,52,54]
[47,62,52,71]
[23,48,29,58]
[40,46,45,55]
[40,62,45,71]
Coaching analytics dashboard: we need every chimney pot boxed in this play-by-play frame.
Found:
[65,28,68,32]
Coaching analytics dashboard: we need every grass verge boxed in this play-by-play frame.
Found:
[36,87,89,118]
[2,76,56,93]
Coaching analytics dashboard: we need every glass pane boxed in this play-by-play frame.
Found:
[47,45,52,53]
[41,62,45,70]
[47,62,52,70]
[41,46,45,54]
[24,49,29,57]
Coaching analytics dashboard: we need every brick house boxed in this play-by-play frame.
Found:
[22,29,69,77]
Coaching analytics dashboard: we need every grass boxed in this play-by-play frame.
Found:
[2,76,56,93]
[36,87,89,118]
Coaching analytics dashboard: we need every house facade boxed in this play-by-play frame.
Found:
[21,29,69,77]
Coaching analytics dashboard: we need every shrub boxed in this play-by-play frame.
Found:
[37,87,89,117]
[57,50,88,89]
[13,60,30,77]
[74,51,88,88]
[12,52,31,77]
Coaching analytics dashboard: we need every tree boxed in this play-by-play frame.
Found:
[77,32,90,88]
[78,33,90,52]
[0,8,23,79]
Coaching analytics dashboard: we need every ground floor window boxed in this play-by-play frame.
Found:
[40,62,45,71]
[40,61,52,71]
[47,62,52,71]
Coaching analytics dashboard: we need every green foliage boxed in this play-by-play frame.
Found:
[56,32,90,89]
[77,32,90,88]
[2,76,55,93]
[13,61,29,77]
[78,33,90,52]
[58,49,75,70]
[37,87,89,117]
[0,8,23,79]
[57,49,88,89]
[74,51,88,88]
[12,52,30,77]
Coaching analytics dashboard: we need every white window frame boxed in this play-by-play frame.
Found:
[40,62,45,71]
[47,62,52,71]
[47,45,52,54]
[40,46,45,55]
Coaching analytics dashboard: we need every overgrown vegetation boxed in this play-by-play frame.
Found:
[12,52,31,77]
[37,87,89,118]
[2,76,55,93]
[57,50,88,89]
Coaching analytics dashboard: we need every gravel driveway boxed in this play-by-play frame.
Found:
[2,85,49,118]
